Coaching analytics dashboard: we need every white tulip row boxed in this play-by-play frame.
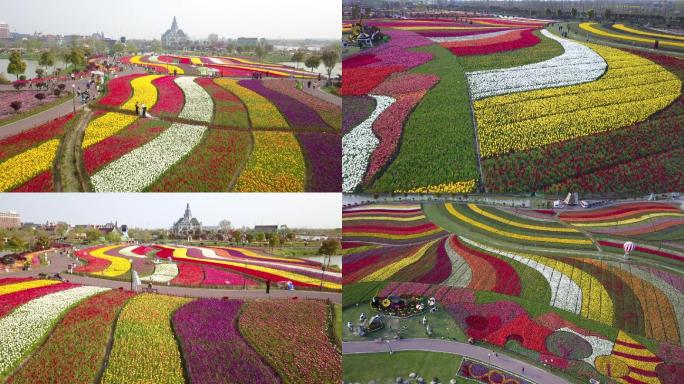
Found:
[342,95,395,193]
[443,236,473,287]
[90,76,214,192]
[207,57,226,64]
[0,286,110,376]
[557,327,614,367]
[91,123,208,192]
[461,237,582,314]
[429,29,513,43]
[141,262,179,283]
[344,204,422,212]
[118,245,147,258]
[148,55,162,63]
[175,76,214,123]
[466,29,607,99]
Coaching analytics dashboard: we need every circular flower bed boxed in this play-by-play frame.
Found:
[370,294,429,318]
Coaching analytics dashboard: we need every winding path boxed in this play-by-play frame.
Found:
[343,338,572,384]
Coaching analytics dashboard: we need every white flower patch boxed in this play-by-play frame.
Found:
[91,123,208,192]
[342,95,395,193]
[429,30,513,43]
[460,237,582,314]
[0,286,109,376]
[207,57,227,64]
[443,236,472,287]
[174,76,214,123]
[118,245,147,258]
[148,55,161,63]
[557,327,614,367]
[141,262,179,283]
[466,29,607,99]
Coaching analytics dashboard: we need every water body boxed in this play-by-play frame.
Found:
[279,61,342,77]
[0,58,65,80]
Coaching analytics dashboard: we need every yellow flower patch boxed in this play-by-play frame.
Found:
[0,139,59,191]
[233,131,305,192]
[360,239,438,282]
[0,279,60,296]
[395,179,477,194]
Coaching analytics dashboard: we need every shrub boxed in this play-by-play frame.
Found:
[10,101,22,113]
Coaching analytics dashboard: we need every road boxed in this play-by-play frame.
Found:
[343,338,572,384]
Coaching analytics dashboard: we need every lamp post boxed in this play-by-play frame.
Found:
[71,84,76,113]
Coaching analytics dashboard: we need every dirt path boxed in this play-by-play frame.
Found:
[54,109,92,191]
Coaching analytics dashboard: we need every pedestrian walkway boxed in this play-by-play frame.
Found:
[0,68,145,140]
[343,338,572,384]
[2,248,341,303]
[303,80,342,106]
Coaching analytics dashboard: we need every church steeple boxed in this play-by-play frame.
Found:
[184,203,191,219]
[171,16,178,31]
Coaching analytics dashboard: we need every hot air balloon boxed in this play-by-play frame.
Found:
[623,241,635,259]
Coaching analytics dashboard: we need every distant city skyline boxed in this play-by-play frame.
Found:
[2,0,340,40]
[0,193,341,229]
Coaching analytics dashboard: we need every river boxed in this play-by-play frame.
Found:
[0,58,65,80]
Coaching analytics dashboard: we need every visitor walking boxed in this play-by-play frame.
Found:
[135,102,140,116]
[266,279,271,294]
[141,104,147,118]
[307,80,311,88]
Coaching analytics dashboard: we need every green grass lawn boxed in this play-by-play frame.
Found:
[344,351,466,384]
[370,44,479,192]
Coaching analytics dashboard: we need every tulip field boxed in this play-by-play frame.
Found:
[342,200,684,384]
[578,22,684,52]
[73,244,342,291]
[1,71,340,192]
[342,17,684,193]
[0,278,340,383]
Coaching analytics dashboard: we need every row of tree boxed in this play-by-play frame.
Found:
[290,48,340,81]
[5,47,87,80]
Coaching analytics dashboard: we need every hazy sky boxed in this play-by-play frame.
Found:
[0,193,341,229]
[2,0,340,40]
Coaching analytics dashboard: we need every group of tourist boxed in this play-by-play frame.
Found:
[134,101,148,117]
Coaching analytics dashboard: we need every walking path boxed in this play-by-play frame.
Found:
[0,68,145,140]
[303,80,342,106]
[343,338,572,384]
[3,249,340,303]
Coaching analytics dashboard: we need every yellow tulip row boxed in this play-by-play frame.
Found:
[0,139,59,191]
[446,203,593,245]
[129,55,185,74]
[214,78,289,129]
[571,212,684,228]
[580,22,684,48]
[360,239,439,282]
[102,294,191,384]
[475,44,681,157]
[233,131,306,192]
[467,204,579,233]
[395,179,477,194]
[87,245,131,277]
[0,279,59,296]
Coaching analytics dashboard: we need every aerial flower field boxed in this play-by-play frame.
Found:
[72,244,341,291]
[342,200,684,384]
[342,17,684,193]
[1,73,341,192]
[0,278,340,383]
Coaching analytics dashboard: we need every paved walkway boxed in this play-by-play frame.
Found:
[2,250,340,303]
[0,68,145,140]
[343,339,572,384]
[303,80,342,106]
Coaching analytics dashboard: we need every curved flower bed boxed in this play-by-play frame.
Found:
[261,79,341,130]
[239,300,341,384]
[474,44,681,157]
[234,131,306,192]
[101,294,191,384]
[0,139,59,192]
[295,132,341,192]
[196,78,250,128]
[0,281,78,318]
[0,114,73,163]
[141,263,179,283]
[149,75,184,116]
[98,74,144,107]
[173,299,281,384]
[8,290,134,384]
[239,80,330,130]
[214,78,289,128]
[342,95,395,193]
[170,263,203,286]
[202,267,257,286]
[0,286,109,377]
[343,96,376,134]
[147,129,250,192]
[467,30,606,99]
[90,123,207,192]
[175,76,214,122]
[449,28,540,56]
